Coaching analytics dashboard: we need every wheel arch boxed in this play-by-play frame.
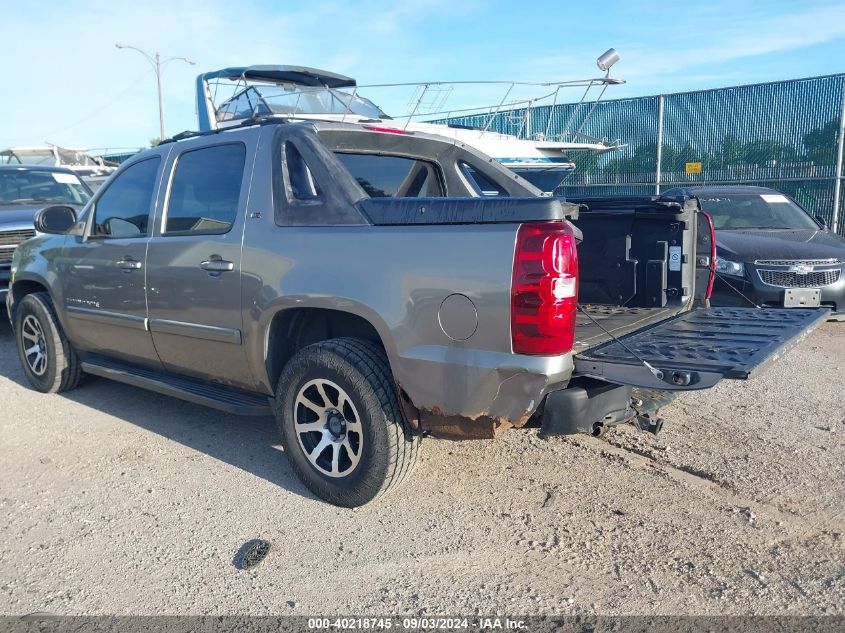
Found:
[262,306,391,392]
[9,275,51,321]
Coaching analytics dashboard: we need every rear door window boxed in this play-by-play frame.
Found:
[333,153,443,198]
[164,143,246,235]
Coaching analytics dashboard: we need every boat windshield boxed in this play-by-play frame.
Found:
[1,148,100,167]
[698,193,820,230]
[0,169,91,205]
[1,150,56,166]
[56,149,99,166]
[217,85,388,123]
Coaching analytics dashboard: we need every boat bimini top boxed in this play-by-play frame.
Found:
[194,52,627,193]
[196,65,390,132]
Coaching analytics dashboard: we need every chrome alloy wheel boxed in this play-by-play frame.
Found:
[21,315,48,376]
[293,378,364,478]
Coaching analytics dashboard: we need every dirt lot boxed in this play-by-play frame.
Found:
[0,316,843,616]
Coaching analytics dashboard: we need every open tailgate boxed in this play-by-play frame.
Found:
[575,307,828,391]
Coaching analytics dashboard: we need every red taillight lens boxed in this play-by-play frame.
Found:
[362,125,414,135]
[700,210,717,300]
[511,221,579,355]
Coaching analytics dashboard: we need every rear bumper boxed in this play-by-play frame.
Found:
[539,380,675,436]
[540,380,634,435]
[397,345,575,440]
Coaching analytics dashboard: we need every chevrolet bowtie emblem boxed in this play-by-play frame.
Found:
[789,264,814,274]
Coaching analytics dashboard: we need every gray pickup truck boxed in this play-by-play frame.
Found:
[6,119,827,507]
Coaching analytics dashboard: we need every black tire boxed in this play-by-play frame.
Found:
[274,338,420,507]
[14,292,83,394]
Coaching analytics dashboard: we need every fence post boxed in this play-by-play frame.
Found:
[833,82,845,234]
[655,94,665,195]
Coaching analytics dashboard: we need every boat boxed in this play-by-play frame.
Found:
[195,52,624,193]
[0,145,117,189]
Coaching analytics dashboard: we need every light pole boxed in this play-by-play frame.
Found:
[115,43,195,140]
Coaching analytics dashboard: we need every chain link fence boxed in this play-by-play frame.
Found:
[446,74,845,235]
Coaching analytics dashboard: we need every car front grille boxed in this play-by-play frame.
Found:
[757,268,841,288]
[755,258,842,266]
[0,229,35,264]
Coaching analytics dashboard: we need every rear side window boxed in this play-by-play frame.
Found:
[284,142,322,201]
[334,153,443,198]
[93,157,160,238]
[272,128,371,227]
[459,161,508,197]
[165,143,246,235]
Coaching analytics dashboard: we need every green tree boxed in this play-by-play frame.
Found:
[568,151,601,173]
[605,143,659,175]
[803,120,838,166]
[741,139,798,165]
[718,135,745,167]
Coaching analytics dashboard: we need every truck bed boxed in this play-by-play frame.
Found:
[573,305,679,353]
[569,197,699,354]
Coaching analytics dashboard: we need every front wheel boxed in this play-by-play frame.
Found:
[14,292,83,393]
[274,338,420,507]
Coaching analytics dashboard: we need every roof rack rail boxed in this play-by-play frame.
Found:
[237,115,289,127]
[159,117,289,145]
[159,129,213,145]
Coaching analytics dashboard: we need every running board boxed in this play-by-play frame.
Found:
[81,358,273,416]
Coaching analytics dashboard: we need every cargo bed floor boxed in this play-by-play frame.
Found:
[574,305,680,353]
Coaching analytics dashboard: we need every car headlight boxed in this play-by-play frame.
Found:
[715,256,745,278]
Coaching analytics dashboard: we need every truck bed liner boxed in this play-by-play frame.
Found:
[574,305,680,353]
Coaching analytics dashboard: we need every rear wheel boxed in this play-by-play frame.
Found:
[274,338,420,507]
[14,292,83,393]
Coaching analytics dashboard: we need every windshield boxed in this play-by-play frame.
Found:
[698,193,820,230]
[57,149,98,166]
[1,150,56,166]
[0,170,91,205]
[217,85,388,121]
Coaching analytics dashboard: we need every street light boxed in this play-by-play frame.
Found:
[115,43,195,140]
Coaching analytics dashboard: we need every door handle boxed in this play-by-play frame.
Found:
[200,258,234,273]
[117,258,142,272]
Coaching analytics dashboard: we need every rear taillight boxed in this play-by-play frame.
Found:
[511,221,579,355]
[700,210,717,300]
[362,125,414,135]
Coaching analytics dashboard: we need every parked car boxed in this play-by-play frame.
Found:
[663,185,845,319]
[0,146,116,189]
[6,122,826,506]
[0,165,93,304]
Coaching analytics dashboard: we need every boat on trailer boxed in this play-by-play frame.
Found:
[195,52,624,194]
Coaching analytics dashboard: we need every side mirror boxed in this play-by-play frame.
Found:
[815,214,828,229]
[34,205,77,234]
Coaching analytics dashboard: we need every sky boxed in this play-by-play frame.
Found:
[1,0,845,152]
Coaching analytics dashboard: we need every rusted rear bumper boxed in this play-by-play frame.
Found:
[394,346,575,440]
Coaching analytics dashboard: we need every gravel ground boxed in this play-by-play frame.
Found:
[0,316,843,616]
